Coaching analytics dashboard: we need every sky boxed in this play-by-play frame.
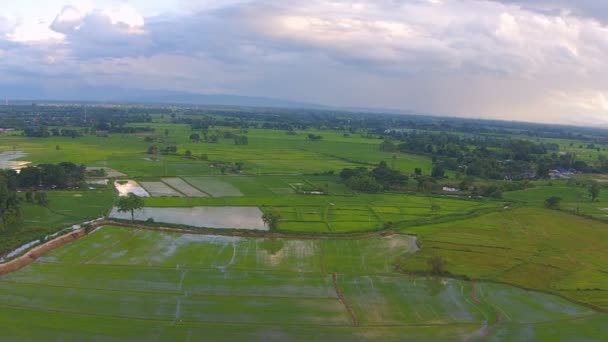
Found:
[2,1,608,125]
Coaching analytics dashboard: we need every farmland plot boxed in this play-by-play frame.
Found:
[114,180,149,197]
[140,181,184,197]
[0,226,605,341]
[183,177,243,197]
[162,177,208,197]
[108,206,267,230]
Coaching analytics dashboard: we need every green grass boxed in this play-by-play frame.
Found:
[137,176,501,234]
[0,126,432,177]
[504,184,608,221]
[0,187,115,256]
[400,207,608,310]
[0,226,605,340]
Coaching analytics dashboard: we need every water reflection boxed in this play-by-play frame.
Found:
[109,206,267,230]
[0,151,31,171]
[114,180,150,197]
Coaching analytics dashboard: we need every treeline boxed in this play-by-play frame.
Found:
[24,125,155,138]
[6,103,608,143]
[380,131,593,180]
[339,161,408,192]
[0,170,22,228]
[17,162,85,189]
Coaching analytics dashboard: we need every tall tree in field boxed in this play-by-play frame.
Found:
[117,193,145,223]
[0,171,21,229]
[589,181,601,202]
[262,210,281,230]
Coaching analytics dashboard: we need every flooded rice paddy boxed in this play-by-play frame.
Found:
[108,206,267,230]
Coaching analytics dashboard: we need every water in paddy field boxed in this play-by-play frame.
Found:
[108,206,267,230]
[114,180,150,197]
[0,151,30,171]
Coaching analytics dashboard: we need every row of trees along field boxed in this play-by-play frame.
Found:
[0,170,21,228]
[380,131,598,180]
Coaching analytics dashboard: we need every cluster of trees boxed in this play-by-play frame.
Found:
[262,210,281,230]
[50,128,82,138]
[0,170,22,228]
[339,161,408,192]
[109,126,154,134]
[147,145,178,155]
[18,163,85,189]
[23,126,52,138]
[381,131,597,180]
[210,161,245,174]
[24,191,49,206]
[233,135,249,145]
[307,134,323,141]
[189,131,248,145]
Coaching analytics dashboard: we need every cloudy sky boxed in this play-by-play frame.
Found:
[2,1,608,125]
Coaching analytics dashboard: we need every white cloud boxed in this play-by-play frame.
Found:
[2,0,608,125]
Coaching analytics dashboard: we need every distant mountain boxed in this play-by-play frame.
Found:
[112,90,324,109]
[0,84,324,109]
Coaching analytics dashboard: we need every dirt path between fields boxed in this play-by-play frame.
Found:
[0,229,86,276]
[332,272,359,327]
[466,281,505,341]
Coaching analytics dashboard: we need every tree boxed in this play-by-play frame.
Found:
[431,164,445,179]
[0,173,21,229]
[34,191,49,207]
[163,145,178,154]
[544,196,562,209]
[116,193,145,223]
[147,145,159,154]
[200,154,209,161]
[414,168,422,176]
[184,150,192,158]
[234,135,248,145]
[25,191,34,203]
[427,255,445,275]
[189,133,201,142]
[379,140,397,152]
[307,134,323,141]
[589,181,601,202]
[262,210,281,230]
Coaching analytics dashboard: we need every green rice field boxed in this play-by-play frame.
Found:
[0,226,605,341]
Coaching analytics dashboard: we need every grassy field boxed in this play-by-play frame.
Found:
[400,207,608,311]
[140,176,500,234]
[0,187,115,255]
[0,125,432,177]
[0,226,605,341]
[2,122,608,340]
[504,184,608,220]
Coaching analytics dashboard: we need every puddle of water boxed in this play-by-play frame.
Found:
[87,179,109,185]
[108,206,267,230]
[0,151,31,171]
[114,180,150,197]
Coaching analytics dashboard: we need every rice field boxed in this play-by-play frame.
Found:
[0,226,604,341]
[162,177,209,197]
[114,180,150,197]
[108,206,267,230]
[183,177,244,197]
[140,181,184,197]
[400,207,608,311]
